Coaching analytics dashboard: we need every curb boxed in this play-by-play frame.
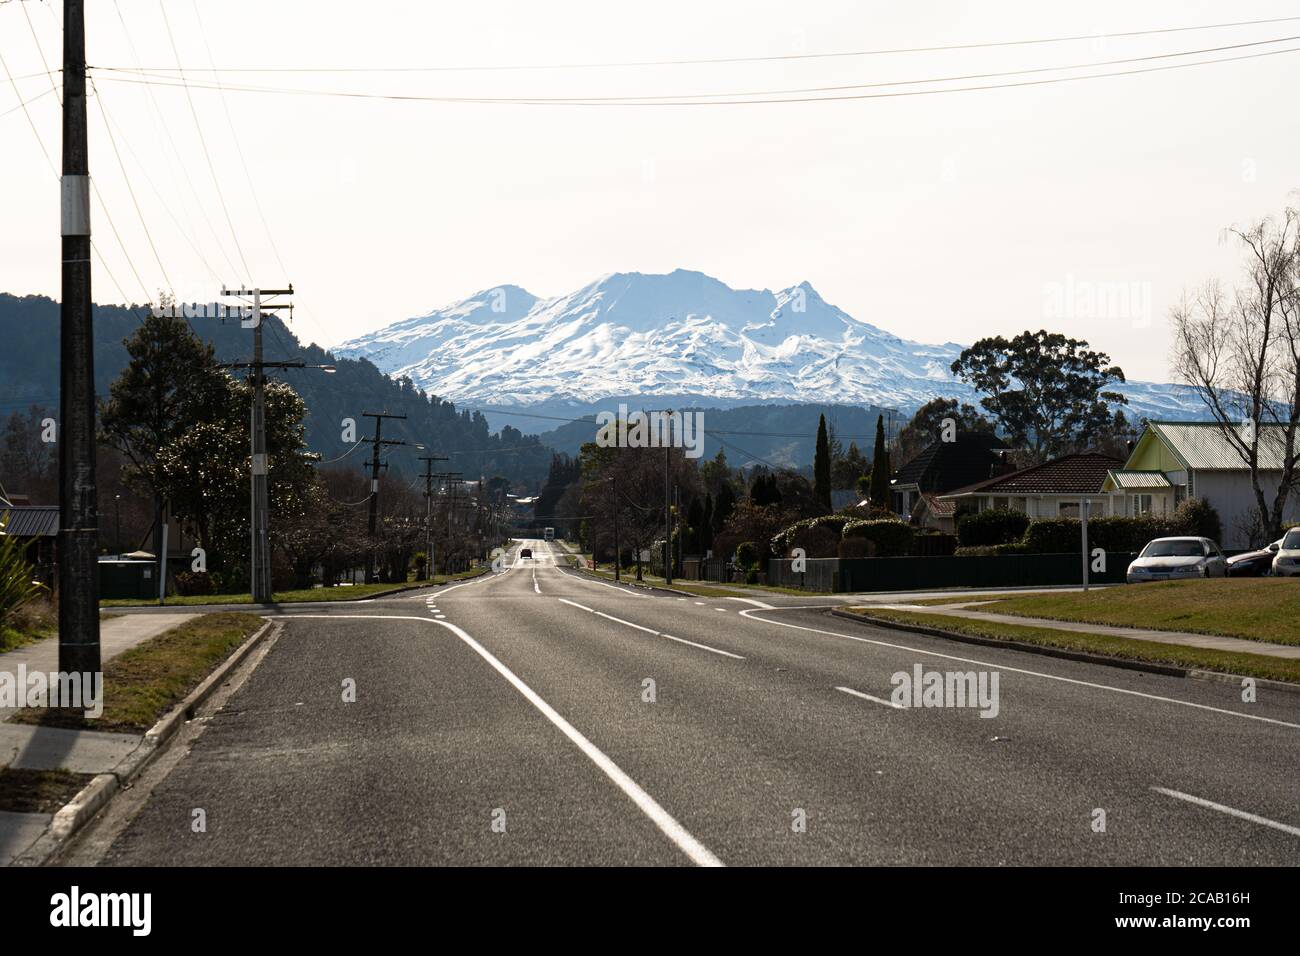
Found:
[830,609,1300,695]
[11,617,279,866]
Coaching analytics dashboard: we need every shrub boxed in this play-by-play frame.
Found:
[842,518,914,557]
[745,568,760,585]
[735,541,759,568]
[174,570,215,596]
[0,529,44,627]
[956,507,1030,547]
[838,536,874,559]
[769,514,854,556]
[1022,515,1181,554]
[789,524,841,559]
[912,532,958,557]
[955,542,1030,557]
[1173,496,1223,543]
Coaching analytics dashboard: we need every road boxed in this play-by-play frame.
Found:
[72,540,1300,866]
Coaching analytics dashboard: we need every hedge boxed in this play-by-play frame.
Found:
[770,514,854,556]
[955,507,1031,547]
[842,518,915,557]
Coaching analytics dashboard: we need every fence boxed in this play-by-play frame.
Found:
[766,552,1138,593]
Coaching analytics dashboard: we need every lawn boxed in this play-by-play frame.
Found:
[944,578,1300,647]
[10,611,266,733]
[849,607,1300,684]
[99,567,488,608]
[0,768,97,814]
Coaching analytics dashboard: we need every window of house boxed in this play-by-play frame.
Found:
[1059,502,1079,518]
[1133,494,1153,515]
[992,496,1009,510]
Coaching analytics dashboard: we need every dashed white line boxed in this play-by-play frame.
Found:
[1151,786,1300,837]
[836,686,905,709]
[738,609,1300,729]
[289,614,723,866]
[558,598,744,660]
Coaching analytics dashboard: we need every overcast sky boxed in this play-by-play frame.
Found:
[3,0,1299,383]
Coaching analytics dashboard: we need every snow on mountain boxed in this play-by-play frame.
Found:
[332,269,1206,421]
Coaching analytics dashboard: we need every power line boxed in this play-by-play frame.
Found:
[112,0,241,282]
[95,14,1300,73]
[156,0,252,281]
[89,42,1300,107]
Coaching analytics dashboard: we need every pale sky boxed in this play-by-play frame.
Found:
[3,0,1299,383]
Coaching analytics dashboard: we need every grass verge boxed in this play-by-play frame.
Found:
[0,768,97,814]
[849,608,1300,684]
[99,567,489,608]
[928,578,1300,646]
[583,565,834,597]
[10,611,265,733]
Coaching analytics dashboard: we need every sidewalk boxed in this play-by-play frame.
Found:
[0,613,197,865]
[866,601,1300,660]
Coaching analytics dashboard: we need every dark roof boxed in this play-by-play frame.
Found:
[941,452,1124,498]
[1,506,60,537]
[891,432,1010,495]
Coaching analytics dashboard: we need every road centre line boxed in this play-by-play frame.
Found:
[836,686,906,709]
[289,615,723,866]
[1151,786,1300,837]
[738,609,1300,730]
[557,598,745,660]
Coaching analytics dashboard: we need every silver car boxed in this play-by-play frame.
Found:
[1126,537,1227,583]
[1271,528,1300,577]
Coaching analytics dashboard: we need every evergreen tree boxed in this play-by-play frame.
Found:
[868,414,891,508]
[813,414,832,512]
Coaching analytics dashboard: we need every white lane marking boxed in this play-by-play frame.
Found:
[694,601,706,606]
[558,598,744,660]
[714,607,727,612]
[435,615,446,620]
[1151,787,1300,837]
[559,570,653,598]
[289,614,723,866]
[738,609,1300,730]
[725,597,776,610]
[533,566,540,594]
[836,686,906,709]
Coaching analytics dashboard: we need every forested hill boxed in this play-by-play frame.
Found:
[0,293,554,485]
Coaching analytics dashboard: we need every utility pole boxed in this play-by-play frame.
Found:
[58,0,99,676]
[663,412,674,585]
[361,411,408,584]
[418,455,448,581]
[609,475,620,583]
[219,287,306,603]
[443,475,466,572]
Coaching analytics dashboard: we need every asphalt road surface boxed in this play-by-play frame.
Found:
[79,540,1300,866]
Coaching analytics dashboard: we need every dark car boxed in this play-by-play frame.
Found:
[519,547,532,559]
[1226,539,1281,577]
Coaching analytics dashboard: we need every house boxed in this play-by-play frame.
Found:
[0,504,59,586]
[938,452,1124,519]
[911,493,959,534]
[888,432,1010,521]
[1102,421,1300,548]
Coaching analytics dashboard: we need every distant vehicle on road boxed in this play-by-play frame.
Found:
[1272,528,1300,577]
[1126,537,1227,583]
[519,547,532,559]
[544,527,554,540]
[1227,538,1282,577]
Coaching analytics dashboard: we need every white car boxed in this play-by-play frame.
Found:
[1271,528,1300,577]
[1126,537,1227,583]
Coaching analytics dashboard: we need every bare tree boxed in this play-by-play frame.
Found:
[1171,206,1300,540]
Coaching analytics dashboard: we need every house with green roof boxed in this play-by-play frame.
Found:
[1102,421,1300,548]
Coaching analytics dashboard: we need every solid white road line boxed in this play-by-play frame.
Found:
[289,614,723,866]
[533,566,540,594]
[836,686,906,709]
[1151,786,1300,837]
[557,568,653,598]
[738,609,1300,730]
[725,597,776,610]
[558,598,745,660]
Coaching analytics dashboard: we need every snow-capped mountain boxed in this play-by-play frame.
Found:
[333,269,1205,420]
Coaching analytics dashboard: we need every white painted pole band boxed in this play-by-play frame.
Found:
[60,175,91,236]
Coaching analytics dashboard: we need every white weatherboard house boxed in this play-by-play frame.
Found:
[1102,421,1300,549]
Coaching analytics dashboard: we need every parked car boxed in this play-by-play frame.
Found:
[1126,537,1227,583]
[1271,528,1300,577]
[1227,538,1282,577]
